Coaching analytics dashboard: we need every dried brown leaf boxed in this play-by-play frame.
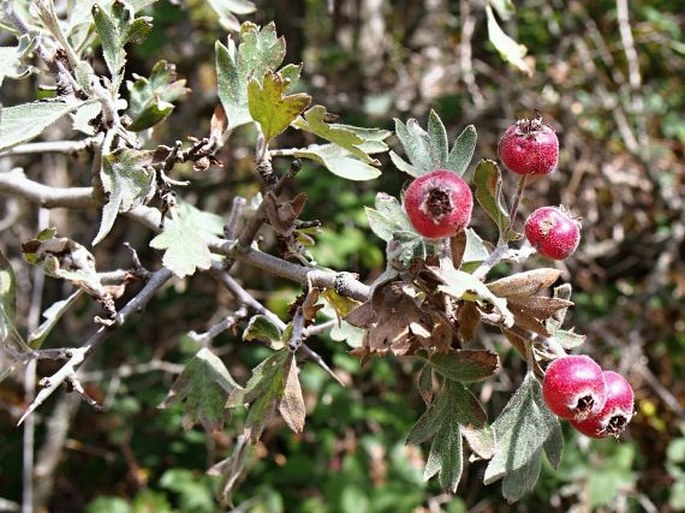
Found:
[210,104,228,141]
[510,305,550,337]
[278,354,305,433]
[487,269,561,298]
[457,301,481,342]
[450,230,467,268]
[344,301,374,327]
[301,287,323,322]
[508,296,574,320]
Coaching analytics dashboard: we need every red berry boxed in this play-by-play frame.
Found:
[524,206,581,260]
[404,169,473,239]
[498,117,559,175]
[571,371,635,439]
[543,355,607,422]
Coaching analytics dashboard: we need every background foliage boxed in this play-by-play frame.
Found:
[1,0,684,512]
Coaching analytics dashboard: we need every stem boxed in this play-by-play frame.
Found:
[37,0,80,67]
[504,174,527,239]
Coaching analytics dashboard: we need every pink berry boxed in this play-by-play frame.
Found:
[404,169,473,239]
[543,355,607,422]
[498,117,559,175]
[524,206,581,260]
[571,371,635,439]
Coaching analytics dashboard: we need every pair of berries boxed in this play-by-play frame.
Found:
[403,118,580,261]
[543,355,635,438]
[499,116,581,260]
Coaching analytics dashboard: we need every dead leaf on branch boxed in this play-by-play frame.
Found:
[22,228,114,315]
[487,268,561,298]
[456,301,481,342]
[344,281,453,356]
[263,191,307,235]
[226,350,305,441]
[278,352,305,433]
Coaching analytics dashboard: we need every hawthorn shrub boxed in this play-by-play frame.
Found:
[0,1,660,512]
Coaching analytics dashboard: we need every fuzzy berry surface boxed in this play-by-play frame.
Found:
[404,169,473,239]
[498,117,559,175]
[571,370,635,439]
[542,355,607,422]
[525,206,581,260]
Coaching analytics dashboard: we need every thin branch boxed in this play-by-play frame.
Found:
[187,306,249,347]
[0,173,372,302]
[210,265,286,329]
[78,360,185,383]
[0,139,93,157]
[0,169,94,209]
[300,343,345,387]
[17,267,175,425]
[235,158,301,252]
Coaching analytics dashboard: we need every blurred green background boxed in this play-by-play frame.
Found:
[1,0,684,511]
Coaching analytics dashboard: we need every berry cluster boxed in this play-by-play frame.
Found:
[401,114,635,439]
[543,355,635,438]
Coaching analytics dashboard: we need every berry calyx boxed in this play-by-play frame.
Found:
[571,371,635,439]
[543,355,607,422]
[524,206,581,260]
[498,117,559,175]
[404,169,473,239]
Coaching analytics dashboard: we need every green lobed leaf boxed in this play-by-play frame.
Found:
[425,420,463,492]
[215,22,286,129]
[392,111,473,177]
[159,348,240,432]
[485,4,533,77]
[447,125,477,176]
[462,424,496,460]
[387,230,434,269]
[0,100,86,151]
[462,227,490,266]
[392,115,440,176]
[550,329,586,350]
[247,71,311,142]
[407,380,487,492]
[126,60,189,131]
[364,192,413,242]
[430,264,514,327]
[0,31,38,87]
[292,105,390,165]
[94,148,155,245]
[242,314,283,349]
[226,350,305,440]
[0,248,17,343]
[149,202,225,279]
[483,373,563,503]
[92,0,152,85]
[473,159,517,240]
[27,290,83,349]
[428,350,500,383]
[0,248,31,378]
[71,102,102,135]
[291,144,382,181]
[426,110,449,167]
[206,0,256,31]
